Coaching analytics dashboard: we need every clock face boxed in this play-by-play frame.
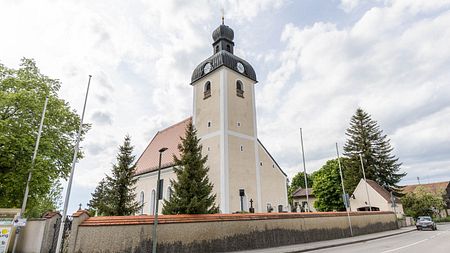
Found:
[203,62,212,74]
[237,62,245,73]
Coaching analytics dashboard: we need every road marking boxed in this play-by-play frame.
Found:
[379,238,429,253]
[379,228,449,253]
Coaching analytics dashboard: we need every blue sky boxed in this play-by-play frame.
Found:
[1,0,450,214]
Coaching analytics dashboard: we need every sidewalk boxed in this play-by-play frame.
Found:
[228,226,416,253]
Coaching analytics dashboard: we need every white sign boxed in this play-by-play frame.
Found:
[0,219,12,226]
[13,218,27,227]
[0,226,12,253]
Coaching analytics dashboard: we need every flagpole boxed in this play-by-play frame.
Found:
[359,153,372,211]
[300,128,310,212]
[336,143,353,237]
[12,96,49,253]
[55,75,92,253]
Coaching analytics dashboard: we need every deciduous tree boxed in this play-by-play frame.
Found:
[0,58,89,217]
[313,159,346,212]
[402,186,445,218]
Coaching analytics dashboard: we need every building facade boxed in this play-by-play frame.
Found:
[134,22,288,214]
[350,179,404,217]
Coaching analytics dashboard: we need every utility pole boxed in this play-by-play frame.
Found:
[12,97,49,253]
[300,128,310,212]
[336,143,353,237]
[55,75,92,253]
[359,154,372,211]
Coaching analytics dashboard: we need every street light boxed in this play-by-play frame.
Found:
[152,147,168,253]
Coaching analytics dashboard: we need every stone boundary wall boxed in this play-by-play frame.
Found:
[70,211,397,253]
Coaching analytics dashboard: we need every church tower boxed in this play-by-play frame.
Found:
[190,22,262,213]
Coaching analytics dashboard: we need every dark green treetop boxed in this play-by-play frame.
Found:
[162,122,219,214]
[102,135,141,216]
[343,108,405,194]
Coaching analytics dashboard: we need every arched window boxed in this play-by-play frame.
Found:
[140,191,144,215]
[167,187,173,201]
[204,81,211,99]
[236,80,244,97]
[226,45,231,52]
[215,45,219,53]
[150,189,156,215]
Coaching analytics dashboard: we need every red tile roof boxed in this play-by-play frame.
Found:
[134,118,191,176]
[80,211,393,226]
[402,181,450,195]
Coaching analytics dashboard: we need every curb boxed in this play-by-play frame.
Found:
[287,228,416,253]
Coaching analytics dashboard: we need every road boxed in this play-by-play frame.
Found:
[313,223,450,253]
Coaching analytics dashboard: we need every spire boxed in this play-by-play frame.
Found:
[221,7,225,25]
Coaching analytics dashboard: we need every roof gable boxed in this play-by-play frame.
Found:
[134,118,191,176]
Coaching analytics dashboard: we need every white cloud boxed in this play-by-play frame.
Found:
[0,0,288,211]
[257,0,450,181]
[2,0,450,213]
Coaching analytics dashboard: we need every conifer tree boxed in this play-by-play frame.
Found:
[87,178,108,216]
[162,122,219,214]
[88,135,141,216]
[343,108,405,194]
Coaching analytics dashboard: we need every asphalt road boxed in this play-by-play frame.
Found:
[313,223,450,253]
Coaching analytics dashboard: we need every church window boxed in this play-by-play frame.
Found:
[240,145,244,152]
[150,189,156,215]
[260,162,263,166]
[140,191,145,215]
[167,187,173,201]
[207,147,211,151]
[237,122,241,127]
[204,81,211,99]
[215,45,219,53]
[272,164,275,168]
[236,80,244,98]
[207,121,211,128]
[226,44,231,52]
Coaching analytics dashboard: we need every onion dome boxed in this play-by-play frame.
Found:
[212,24,234,42]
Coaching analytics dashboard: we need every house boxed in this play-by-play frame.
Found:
[350,179,404,217]
[402,181,450,217]
[292,188,316,212]
[133,22,288,214]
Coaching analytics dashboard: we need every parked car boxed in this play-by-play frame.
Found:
[416,216,437,231]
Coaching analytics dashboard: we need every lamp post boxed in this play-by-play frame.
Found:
[152,147,168,253]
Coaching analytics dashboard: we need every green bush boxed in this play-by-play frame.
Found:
[434,216,450,223]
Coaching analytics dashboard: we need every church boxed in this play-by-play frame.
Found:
[134,22,288,214]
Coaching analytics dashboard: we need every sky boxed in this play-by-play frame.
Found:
[1,0,450,214]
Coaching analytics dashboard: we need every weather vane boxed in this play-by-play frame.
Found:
[221,7,225,24]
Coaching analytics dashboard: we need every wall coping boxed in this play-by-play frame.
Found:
[81,211,394,227]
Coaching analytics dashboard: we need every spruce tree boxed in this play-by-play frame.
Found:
[343,108,405,194]
[87,178,108,216]
[97,135,141,216]
[162,122,219,214]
